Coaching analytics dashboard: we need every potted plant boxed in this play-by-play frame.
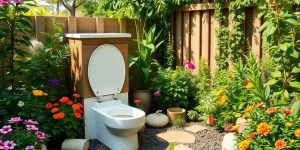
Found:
[129,24,163,114]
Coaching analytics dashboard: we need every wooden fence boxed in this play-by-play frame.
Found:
[172,3,262,70]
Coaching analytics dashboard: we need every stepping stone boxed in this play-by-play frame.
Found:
[175,144,192,150]
[157,131,196,143]
[184,124,207,133]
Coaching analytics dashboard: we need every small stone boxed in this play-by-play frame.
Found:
[157,131,196,143]
[175,144,192,150]
[184,124,207,133]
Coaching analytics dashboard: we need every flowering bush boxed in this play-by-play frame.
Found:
[237,106,300,150]
[0,117,46,150]
[45,94,84,138]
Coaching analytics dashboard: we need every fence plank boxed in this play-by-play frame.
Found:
[201,10,210,63]
[76,17,96,33]
[104,19,120,33]
[183,12,191,62]
[96,18,104,33]
[68,17,77,33]
[190,11,201,72]
[210,11,217,71]
[35,16,45,42]
[175,12,183,66]
[251,6,261,59]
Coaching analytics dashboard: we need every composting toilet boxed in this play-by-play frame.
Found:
[87,44,145,150]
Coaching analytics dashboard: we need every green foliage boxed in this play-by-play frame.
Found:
[0,0,35,90]
[129,25,163,89]
[152,67,197,110]
[168,143,175,150]
[172,116,185,128]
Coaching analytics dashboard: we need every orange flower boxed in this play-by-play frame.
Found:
[45,103,53,109]
[32,90,44,97]
[53,112,65,119]
[294,129,300,138]
[66,100,73,105]
[76,109,83,114]
[239,140,250,150]
[245,106,254,113]
[72,93,81,98]
[53,103,59,107]
[53,113,60,119]
[74,112,82,118]
[249,133,255,140]
[275,140,286,150]
[208,115,214,126]
[255,102,265,108]
[72,104,81,110]
[218,95,227,106]
[257,122,271,136]
[266,107,277,115]
[134,99,141,104]
[59,97,69,103]
[282,108,292,115]
[51,108,59,113]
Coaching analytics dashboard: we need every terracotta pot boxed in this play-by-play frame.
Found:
[133,89,151,114]
[167,108,186,121]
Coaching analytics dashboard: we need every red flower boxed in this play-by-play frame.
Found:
[66,100,73,105]
[72,93,81,99]
[243,79,250,84]
[249,133,256,139]
[51,108,59,113]
[209,115,214,126]
[72,104,81,110]
[59,97,69,103]
[282,108,292,115]
[74,112,82,118]
[134,99,141,104]
[76,109,83,114]
[45,103,53,109]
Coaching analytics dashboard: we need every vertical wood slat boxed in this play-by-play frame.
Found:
[183,12,191,63]
[96,18,105,33]
[190,11,201,73]
[68,17,77,33]
[251,6,261,59]
[210,11,217,71]
[35,16,45,42]
[201,11,210,63]
[175,12,183,66]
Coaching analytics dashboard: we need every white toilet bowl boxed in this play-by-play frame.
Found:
[93,100,145,150]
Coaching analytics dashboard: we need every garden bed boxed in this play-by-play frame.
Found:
[89,122,224,150]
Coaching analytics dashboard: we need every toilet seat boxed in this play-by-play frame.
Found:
[88,44,125,97]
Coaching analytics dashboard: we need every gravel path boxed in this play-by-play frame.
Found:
[89,122,224,150]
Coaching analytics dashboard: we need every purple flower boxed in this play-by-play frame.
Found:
[8,117,22,124]
[0,125,12,134]
[26,125,38,131]
[4,141,16,149]
[35,131,45,140]
[25,146,35,150]
[224,123,233,132]
[185,61,196,71]
[48,79,59,87]
[24,119,39,125]
[13,0,23,4]
[153,91,160,97]
[0,0,9,7]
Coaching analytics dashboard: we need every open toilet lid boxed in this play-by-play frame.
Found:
[88,44,125,97]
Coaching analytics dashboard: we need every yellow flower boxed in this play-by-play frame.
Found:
[285,122,292,128]
[245,106,254,113]
[230,124,239,132]
[218,96,227,106]
[216,89,223,96]
[294,129,300,138]
[32,90,44,97]
[245,83,254,89]
[290,140,295,144]
[257,122,271,136]
[239,140,250,150]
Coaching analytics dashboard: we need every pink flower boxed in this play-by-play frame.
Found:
[25,146,35,150]
[8,117,22,124]
[4,141,16,149]
[0,125,12,134]
[185,61,196,71]
[0,0,9,7]
[13,0,23,4]
[153,91,160,97]
[35,131,46,140]
[225,124,233,132]
[26,125,38,131]
[24,119,39,125]
[0,140,5,149]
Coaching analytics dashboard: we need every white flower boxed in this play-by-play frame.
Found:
[7,86,12,91]
[17,101,25,107]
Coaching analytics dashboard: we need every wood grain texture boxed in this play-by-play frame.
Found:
[201,10,210,63]
[251,6,261,59]
[190,11,201,73]
[183,12,191,62]
[175,12,183,66]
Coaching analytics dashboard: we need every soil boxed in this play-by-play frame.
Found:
[88,122,224,150]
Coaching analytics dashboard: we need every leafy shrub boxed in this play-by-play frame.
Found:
[152,67,197,110]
